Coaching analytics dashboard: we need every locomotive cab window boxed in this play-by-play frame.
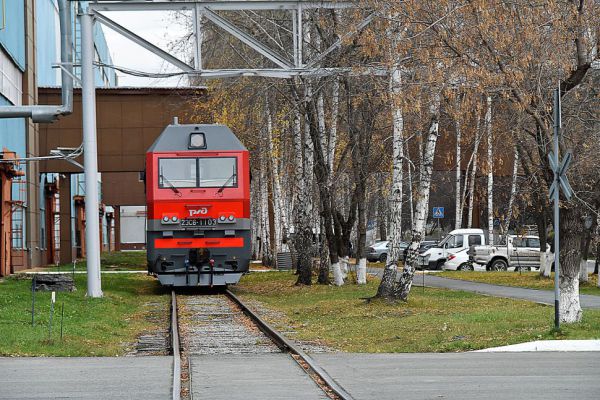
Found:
[158,157,237,189]
[199,157,237,188]
[159,158,197,188]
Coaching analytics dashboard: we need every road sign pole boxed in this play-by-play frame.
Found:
[553,88,561,330]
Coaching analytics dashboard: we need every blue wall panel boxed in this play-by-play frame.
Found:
[35,0,60,86]
[0,0,25,71]
[0,95,26,157]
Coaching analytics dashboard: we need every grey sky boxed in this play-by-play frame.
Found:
[100,11,191,87]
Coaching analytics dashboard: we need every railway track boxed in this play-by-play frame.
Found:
[170,290,353,400]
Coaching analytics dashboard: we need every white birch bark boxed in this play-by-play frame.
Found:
[332,261,344,285]
[541,252,552,277]
[560,275,582,323]
[341,255,349,280]
[467,114,482,229]
[376,56,404,297]
[395,91,441,300]
[266,107,283,253]
[387,66,404,264]
[328,79,340,176]
[485,95,494,244]
[455,115,462,230]
[259,147,271,265]
[406,140,414,232]
[503,145,519,234]
[357,257,367,285]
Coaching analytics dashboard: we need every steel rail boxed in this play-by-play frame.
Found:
[171,291,181,400]
[225,289,355,400]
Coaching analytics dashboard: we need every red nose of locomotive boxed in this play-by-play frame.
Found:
[145,123,250,287]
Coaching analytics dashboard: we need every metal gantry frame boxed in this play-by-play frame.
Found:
[79,0,378,297]
[89,0,380,78]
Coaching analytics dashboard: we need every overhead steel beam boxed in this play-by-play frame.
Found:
[191,67,387,78]
[90,1,355,12]
[93,11,194,72]
[201,7,293,69]
[193,4,203,70]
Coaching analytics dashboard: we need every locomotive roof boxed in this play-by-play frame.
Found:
[147,123,247,152]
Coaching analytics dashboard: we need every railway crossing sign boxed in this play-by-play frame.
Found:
[548,150,573,201]
[432,207,444,219]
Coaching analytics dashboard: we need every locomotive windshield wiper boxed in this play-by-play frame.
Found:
[160,174,181,195]
[217,172,236,194]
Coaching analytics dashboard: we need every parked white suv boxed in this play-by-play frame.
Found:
[420,229,486,270]
[470,235,550,270]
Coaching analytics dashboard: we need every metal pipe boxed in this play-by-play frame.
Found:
[0,0,73,122]
[81,11,103,298]
[58,0,73,114]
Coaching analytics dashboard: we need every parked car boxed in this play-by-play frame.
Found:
[367,240,409,262]
[469,235,550,271]
[420,229,486,270]
[442,248,473,271]
[419,240,438,253]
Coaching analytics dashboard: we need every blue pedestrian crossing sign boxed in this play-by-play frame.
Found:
[432,207,444,219]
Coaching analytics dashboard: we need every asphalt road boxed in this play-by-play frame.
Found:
[314,352,600,400]
[368,267,600,308]
[0,356,172,399]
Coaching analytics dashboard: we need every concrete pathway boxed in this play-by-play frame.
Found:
[475,339,600,352]
[190,353,328,399]
[0,356,172,399]
[314,352,600,400]
[367,268,600,308]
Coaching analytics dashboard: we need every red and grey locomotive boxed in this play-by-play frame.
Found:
[146,122,251,286]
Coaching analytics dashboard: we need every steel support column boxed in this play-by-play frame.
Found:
[81,11,102,297]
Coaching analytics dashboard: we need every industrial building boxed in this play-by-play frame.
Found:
[0,0,116,275]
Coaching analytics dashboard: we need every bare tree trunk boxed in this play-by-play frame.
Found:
[328,78,340,176]
[502,145,519,234]
[467,114,482,229]
[395,91,441,301]
[376,66,404,298]
[455,111,462,229]
[485,95,494,244]
[259,143,272,266]
[266,102,285,254]
[291,89,312,285]
[559,207,584,323]
[579,220,594,283]
[406,140,414,232]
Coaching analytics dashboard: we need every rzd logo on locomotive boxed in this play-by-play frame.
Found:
[188,207,209,217]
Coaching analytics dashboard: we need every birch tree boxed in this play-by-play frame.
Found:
[395,90,442,300]
[485,95,494,245]
[376,14,405,298]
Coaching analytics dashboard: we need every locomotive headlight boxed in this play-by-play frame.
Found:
[219,215,226,222]
[228,215,235,221]
[172,216,179,223]
[162,216,170,223]
[189,132,206,149]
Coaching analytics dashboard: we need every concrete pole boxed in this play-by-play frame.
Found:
[553,88,560,329]
[81,11,102,297]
